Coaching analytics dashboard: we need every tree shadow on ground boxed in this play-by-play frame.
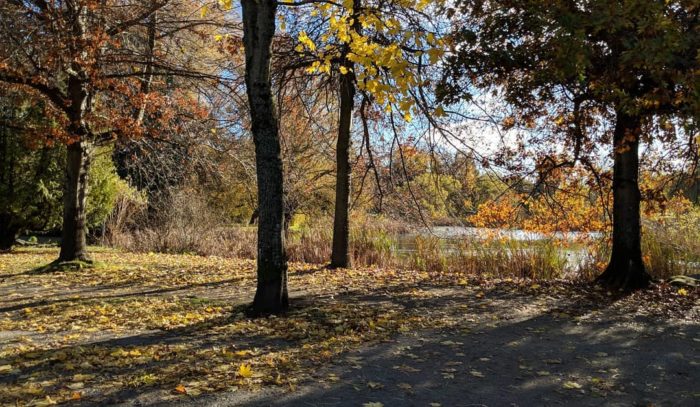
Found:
[163,298,699,407]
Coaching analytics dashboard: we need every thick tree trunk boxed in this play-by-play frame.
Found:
[330,0,361,269]
[241,0,288,315]
[597,112,651,290]
[330,67,356,268]
[59,140,92,262]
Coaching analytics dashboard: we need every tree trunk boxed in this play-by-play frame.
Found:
[597,112,651,290]
[330,66,356,268]
[59,140,92,262]
[330,0,361,269]
[58,5,93,264]
[241,0,288,315]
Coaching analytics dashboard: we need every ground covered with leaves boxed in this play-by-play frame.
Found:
[0,247,698,406]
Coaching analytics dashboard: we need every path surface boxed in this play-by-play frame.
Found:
[0,248,698,407]
[142,295,699,407]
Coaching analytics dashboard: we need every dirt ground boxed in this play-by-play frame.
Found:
[1,248,698,407]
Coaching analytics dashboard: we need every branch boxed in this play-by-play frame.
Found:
[106,1,170,36]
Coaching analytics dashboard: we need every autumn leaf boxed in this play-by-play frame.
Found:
[218,0,232,11]
[562,381,583,390]
[367,381,384,389]
[174,384,187,394]
[238,364,253,378]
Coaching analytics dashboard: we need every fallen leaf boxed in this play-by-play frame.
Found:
[563,381,583,389]
[367,381,384,389]
[66,382,84,390]
[238,364,253,378]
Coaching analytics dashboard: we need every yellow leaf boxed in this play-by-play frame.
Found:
[66,382,84,390]
[174,384,187,394]
[339,66,349,75]
[678,288,689,296]
[563,381,582,389]
[218,0,232,11]
[238,363,253,378]
[200,5,208,18]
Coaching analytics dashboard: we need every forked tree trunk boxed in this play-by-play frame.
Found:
[59,140,92,262]
[330,65,356,268]
[597,112,651,290]
[330,0,361,269]
[241,0,288,315]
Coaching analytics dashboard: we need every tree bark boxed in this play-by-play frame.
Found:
[330,0,361,269]
[241,0,288,315]
[597,112,651,290]
[330,65,356,268]
[59,140,92,262]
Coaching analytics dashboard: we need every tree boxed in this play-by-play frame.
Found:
[241,0,289,314]
[440,0,699,289]
[330,0,362,268]
[289,0,447,266]
[0,1,174,262]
